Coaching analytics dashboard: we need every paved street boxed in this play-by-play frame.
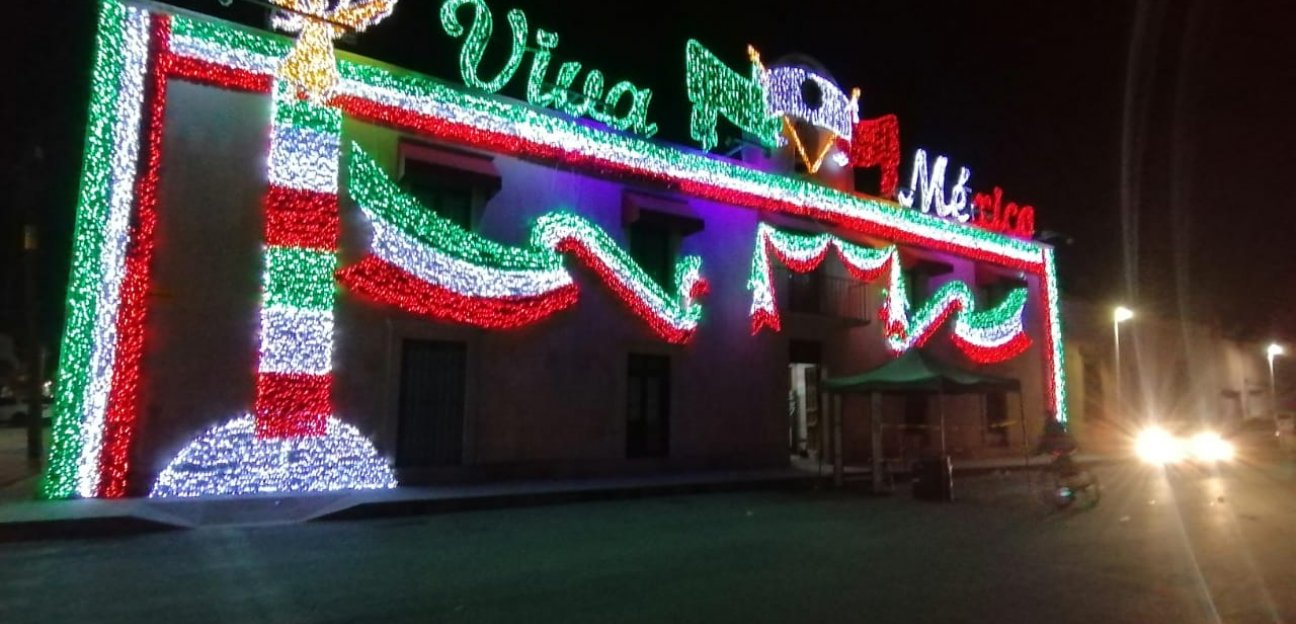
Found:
[1,460,1293,624]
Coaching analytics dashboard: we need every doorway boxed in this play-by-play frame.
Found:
[396,339,466,468]
[788,340,822,460]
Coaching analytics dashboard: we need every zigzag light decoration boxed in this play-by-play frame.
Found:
[749,223,1030,364]
[531,212,709,345]
[876,254,1031,363]
[150,81,396,497]
[339,146,707,343]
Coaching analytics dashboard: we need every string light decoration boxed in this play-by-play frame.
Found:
[440,0,657,136]
[151,80,397,496]
[270,0,396,102]
[1041,248,1069,423]
[972,187,1036,239]
[685,40,781,151]
[749,223,1030,363]
[47,6,1070,496]
[338,146,707,342]
[847,114,901,198]
[531,212,709,344]
[37,4,151,500]
[898,149,972,223]
[338,145,579,328]
[876,256,1031,363]
[761,65,858,139]
[151,415,397,497]
[96,14,174,498]
[165,17,1045,269]
[747,224,890,333]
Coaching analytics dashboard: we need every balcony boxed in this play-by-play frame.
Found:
[776,269,871,324]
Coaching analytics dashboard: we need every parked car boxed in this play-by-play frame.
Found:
[0,385,51,427]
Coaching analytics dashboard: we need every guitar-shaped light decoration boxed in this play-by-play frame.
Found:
[271,0,398,101]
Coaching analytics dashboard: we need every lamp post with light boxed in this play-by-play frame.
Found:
[1113,306,1134,421]
[1267,343,1284,422]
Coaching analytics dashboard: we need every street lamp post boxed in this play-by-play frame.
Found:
[1267,343,1284,423]
[1113,306,1134,421]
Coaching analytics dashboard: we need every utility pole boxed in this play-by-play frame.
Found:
[23,223,42,465]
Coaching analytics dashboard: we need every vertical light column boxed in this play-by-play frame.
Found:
[255,81,342,439]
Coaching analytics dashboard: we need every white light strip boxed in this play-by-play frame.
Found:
[268,125,340,193]
[369,221,574,298]
[150,414,398,497]
[761,66,858,137]
[258,306,334,375]
[77,7,151,498]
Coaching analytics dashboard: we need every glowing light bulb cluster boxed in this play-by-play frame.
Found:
[531,212,709,344]
[749,223,1031,364]
[270,0,397,101]
[898,149,972,223]
[152,79,397,497]
[1041,247,1069,423]
[761,65,858,139]
[166,16,1046,269]
[747,224,891,333]
[151,415,397,497]
[876,255,1031,363]
[338,145,578,328]
[46,5,1071,497]
[847,114,901,197]
[684,40,781,151]
[338,146,708,343]
[40,3,150,500]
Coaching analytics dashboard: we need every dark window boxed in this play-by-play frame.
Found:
[396,340,466,468]
[627,354,670,458]
[407,181,474,231]
[787,270,823,314]
[628,222,675,291]
[985,392,1009,446]
[789,340,822,364]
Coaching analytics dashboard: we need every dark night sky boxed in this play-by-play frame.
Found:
[3,0,1295,358]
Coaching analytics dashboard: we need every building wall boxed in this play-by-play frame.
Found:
[130,79,1056,492]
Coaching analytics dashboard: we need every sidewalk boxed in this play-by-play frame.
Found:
[0,427,42,503]
[0,467,823,542]
[0,436,1116,542]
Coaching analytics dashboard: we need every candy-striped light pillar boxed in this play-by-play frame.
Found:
[256,80,342,439]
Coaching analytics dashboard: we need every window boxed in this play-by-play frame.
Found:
[396,339,467,468]
[628,222,675,291]
[627,354,670,458]
[403,161,476,231]
[399,140,501,231]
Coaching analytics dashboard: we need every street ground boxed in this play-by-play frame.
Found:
[1,458,1293,624]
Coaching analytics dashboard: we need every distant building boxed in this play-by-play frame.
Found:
[1060,299,1271,452]
[43,1,1068,499]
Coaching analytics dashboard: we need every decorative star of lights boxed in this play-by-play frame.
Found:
[271,0,397,101]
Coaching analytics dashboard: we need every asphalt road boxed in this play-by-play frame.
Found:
[1,459,1293,624]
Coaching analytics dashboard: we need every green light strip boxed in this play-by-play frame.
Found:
[40,0,129,499]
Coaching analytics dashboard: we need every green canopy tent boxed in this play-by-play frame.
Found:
[821,350,1024,490]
